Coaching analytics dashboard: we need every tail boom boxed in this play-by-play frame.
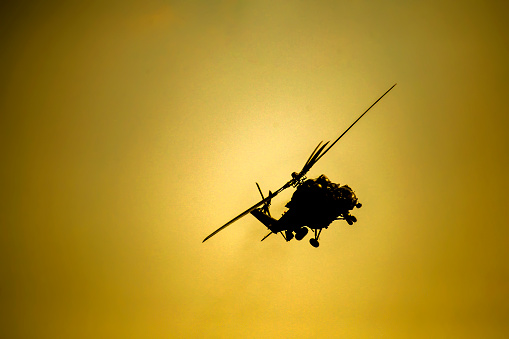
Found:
[250,208,278,233]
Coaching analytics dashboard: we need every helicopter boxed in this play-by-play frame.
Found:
[203,84,397,247]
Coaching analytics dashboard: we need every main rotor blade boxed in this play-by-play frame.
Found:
[202,182,290,242]
[300,141,330,176]
[313,83,397,165]
[302,141,324,170]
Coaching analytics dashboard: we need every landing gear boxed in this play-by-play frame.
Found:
[309,228,322,248]
[345,215,357,225]
[285,230,294,241]
[295,227,308,240]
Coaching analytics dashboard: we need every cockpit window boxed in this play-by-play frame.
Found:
[338,185,356,201]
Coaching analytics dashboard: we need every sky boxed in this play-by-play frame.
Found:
[1,0,508,337]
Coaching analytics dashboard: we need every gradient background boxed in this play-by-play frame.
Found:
[2,1,508,338]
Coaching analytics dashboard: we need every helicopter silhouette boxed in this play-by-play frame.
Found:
[203,84,397,247]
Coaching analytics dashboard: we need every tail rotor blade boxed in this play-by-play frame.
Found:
[261,231,272,241]
[256,183,271,217]
[256,182,265,200]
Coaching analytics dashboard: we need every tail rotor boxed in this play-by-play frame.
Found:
[256,183,272,217]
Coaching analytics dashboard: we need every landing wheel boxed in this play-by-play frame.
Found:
[295,227,308,241]
[347,219,354,225]
[285,230,294,241]
[309,238,319,248]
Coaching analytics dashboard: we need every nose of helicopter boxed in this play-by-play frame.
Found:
[338,185,358,209]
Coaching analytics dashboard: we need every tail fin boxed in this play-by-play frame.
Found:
[252,183,278,235]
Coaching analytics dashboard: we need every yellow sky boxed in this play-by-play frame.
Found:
[1,1,508,338]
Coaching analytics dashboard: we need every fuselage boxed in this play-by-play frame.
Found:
[250,175,360,236]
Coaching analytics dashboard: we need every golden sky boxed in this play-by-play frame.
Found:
[1,1,508,337]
